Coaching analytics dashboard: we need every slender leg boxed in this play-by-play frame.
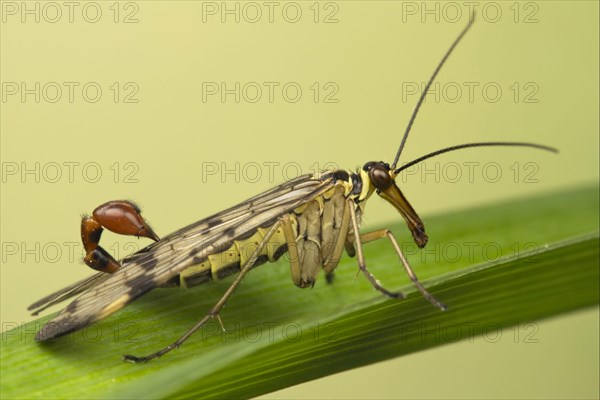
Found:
[123,220,283,363]
[347,199,402,299]
[359,229,446,311]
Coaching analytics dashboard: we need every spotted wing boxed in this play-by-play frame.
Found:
[28,175,315,316]
[34,175,335,341]
[28,273,109,316]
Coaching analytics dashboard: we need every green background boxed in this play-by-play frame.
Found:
[1,1,598,398]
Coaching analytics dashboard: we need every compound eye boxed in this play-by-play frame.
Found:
[369,165,393,190]
[362,161,377,172]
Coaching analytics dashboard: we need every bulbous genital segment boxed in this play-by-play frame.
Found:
[80,200,160,274]
[92,200,159,241]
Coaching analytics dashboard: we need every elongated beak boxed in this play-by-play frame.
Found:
[378,183,428,248]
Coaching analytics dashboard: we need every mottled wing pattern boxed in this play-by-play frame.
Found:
[29,175,316,317]
[28,273,109,316]
[34,175,335,341]
[133,174,318,255]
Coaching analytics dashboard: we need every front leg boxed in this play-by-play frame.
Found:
[80,200,159,273]
[359,227,447,310]
[346,199,446,310]
[346,199,403,299]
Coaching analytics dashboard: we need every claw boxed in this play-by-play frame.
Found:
[122,354,146,363]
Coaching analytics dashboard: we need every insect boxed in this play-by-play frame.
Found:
[29,15,557,362]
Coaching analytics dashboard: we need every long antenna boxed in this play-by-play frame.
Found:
[395,142,558,174]
[390,13,475,170]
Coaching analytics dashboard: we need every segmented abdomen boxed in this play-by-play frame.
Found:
[178,183,354,288]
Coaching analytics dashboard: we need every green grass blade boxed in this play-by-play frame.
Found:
[1,185,598,399]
